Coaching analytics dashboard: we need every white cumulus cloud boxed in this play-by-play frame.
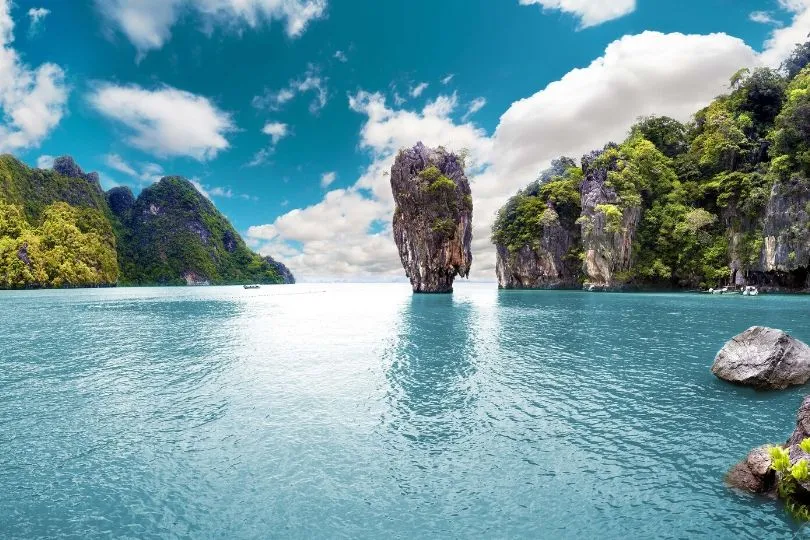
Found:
[248,121,289,167]
[760,0,810,67]
[462,97,487,121]
[88,84,234,161]
[96,0,326,57]
[262,121,289,144]
[519,0,636,28]
[0,0,68,153]
[36,154,54,169]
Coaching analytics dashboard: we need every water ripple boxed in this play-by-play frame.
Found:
[0,285,808,538]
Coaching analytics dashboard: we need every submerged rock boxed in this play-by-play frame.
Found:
[390,142,472,293]
[712,326,810,389]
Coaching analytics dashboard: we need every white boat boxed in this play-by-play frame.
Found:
[708,286,740,295]
[742,285,759,296]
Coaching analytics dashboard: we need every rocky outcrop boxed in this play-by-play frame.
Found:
[711,326,810,389]
[726,445,775,493]
[264,256,295,284]
[753,178,810,289]
[116,176,294,286]
[728,396,810,505]
[52,156,100,185]
[578,146,640,290]
[106,186,135,217]
[495,158,581,289]
[390,142,472,293]
[495,224,579,289]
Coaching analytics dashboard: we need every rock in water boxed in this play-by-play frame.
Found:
[391,142,472,293]
[726,445,775,493]
[711,326,810,389]
[728,396,810,496]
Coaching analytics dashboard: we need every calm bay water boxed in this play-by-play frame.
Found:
[2,283,810,538]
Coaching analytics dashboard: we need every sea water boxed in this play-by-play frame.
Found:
[2,283,810,539]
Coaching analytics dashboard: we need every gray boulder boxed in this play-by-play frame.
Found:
[711,326,810,389]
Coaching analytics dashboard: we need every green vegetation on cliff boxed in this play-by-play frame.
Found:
[493,40,810,289]
[0,155,293,289]
[112,177,286,285]
[492,158,582,253]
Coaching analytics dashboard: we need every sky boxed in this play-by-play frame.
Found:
[1,0,809,282]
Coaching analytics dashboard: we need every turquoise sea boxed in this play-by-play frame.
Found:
[3,283,810,538]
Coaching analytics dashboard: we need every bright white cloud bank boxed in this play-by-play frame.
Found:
[88,84,234,160]
[519,0,636,28]
[250,13,810,281]
[0,0,67,153]
[97,0,326,56]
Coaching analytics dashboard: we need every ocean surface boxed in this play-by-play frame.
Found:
[3,283,810,539]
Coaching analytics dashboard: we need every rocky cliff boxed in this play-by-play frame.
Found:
[493,46,810,291]
[493,158,582,289]
[391,142,472,293]
[577,146,640,290]
[0,155,294,288]
[112,176,294,285]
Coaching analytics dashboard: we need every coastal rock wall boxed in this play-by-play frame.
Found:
[391,142,472,293]
[751,177,810,288]
[495,209,580,289]
[578,148,640,290]
[493,158,583,289]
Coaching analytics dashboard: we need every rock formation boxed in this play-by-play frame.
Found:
[0,154,294,288]
[494,158,582,289]
[727,396,810,518]
[264,255,296,284]
[711,326,810,389]
[577,146,640,290]
[390,142,472,293]
[52,156,101,185]
[726,445,775,493]
[490,54,810,292]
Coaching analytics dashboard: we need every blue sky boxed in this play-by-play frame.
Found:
[1,0,809,280]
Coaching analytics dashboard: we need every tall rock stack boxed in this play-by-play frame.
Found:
[390,142,473,293]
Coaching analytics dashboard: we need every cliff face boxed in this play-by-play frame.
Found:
[113,176,292,286]
[391,142,472,293]
[493,158,583,289]
[0,156,294,288]
[492,54,810,291]
[495,225,578,289]
[755,178,810,288]
[577,147,640,289]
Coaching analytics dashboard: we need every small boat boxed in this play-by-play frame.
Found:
[243,284,261,289]
[708,286,738,295]
[742,285,759,296]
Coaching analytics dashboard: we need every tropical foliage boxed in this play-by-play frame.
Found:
[0,156,287,288]
[492,40,810,288]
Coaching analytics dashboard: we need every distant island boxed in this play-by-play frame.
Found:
[492,42,810,292]
[0,155,294,289]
